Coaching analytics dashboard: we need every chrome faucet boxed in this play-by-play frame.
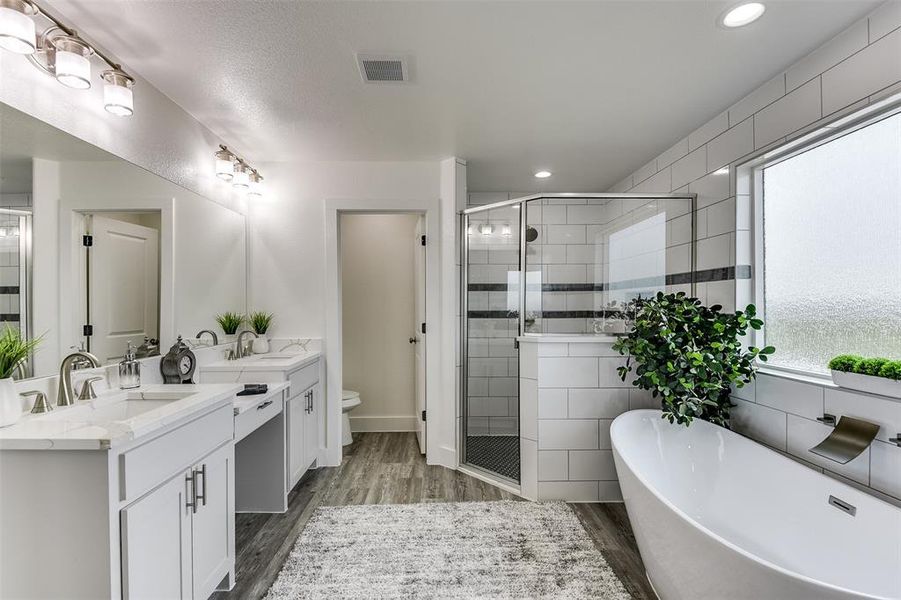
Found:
[234,330,258,359]
[195,329,219,346]
[57,351,101,407]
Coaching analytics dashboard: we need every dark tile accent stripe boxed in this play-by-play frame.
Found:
[468,265,751,293]
[0,286,19,294]
[468,310,630,320]
[0,314,20,322]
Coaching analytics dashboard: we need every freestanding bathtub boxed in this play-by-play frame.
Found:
[611,409,901,600]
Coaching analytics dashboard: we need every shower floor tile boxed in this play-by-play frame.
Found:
[465,435,520,482]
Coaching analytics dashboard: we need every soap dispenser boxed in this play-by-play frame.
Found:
[119,341,141,390]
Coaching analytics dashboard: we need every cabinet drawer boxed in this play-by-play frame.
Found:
[288,362,319,399]
[234,394,282,443]
[120,404,232,503]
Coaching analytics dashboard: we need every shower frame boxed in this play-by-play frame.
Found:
[460,192,698,485]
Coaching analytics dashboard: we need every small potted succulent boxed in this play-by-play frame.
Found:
[215,312,244,343]
[828,354,901,398]
[249,311,274,354]
[0,327,42,427]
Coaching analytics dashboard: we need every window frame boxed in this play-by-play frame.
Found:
[741,92,901,379]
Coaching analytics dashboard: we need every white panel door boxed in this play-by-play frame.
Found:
[191,443,234,600]
[286,393,307,489]
[120,471,192,600]
[89,216,159,363]
[413,216,426,454]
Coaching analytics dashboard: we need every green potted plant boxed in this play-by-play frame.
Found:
[0,327,42,427]
[828,354,901,398]
[613,292,774,427]
[215,312,244,343]
[248,311,274,354]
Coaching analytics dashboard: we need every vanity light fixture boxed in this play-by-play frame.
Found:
[0,0,38,54]
[101,68,134,116]
[534,170,552,179]
[1,0,139,114]
[501,224,512,236]
[214,145,264,196]
[479,223,494,235]
[719,2,765,28]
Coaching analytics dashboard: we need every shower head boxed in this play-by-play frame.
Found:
[525,226,539,242]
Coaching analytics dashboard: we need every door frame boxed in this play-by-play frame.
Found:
[324,198,441,468]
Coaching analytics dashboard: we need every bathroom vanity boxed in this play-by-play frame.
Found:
[0,384,242,599]
[201,351,322,490]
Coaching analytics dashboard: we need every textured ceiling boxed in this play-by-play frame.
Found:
[47,0,879,191]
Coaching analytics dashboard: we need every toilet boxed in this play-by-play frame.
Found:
[341,390,362,446]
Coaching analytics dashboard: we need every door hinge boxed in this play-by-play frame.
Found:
[82,234,93,247]
[514,339,520,349]
[420,234,426,246]
[421,410,426,422]
[420,322,426,334]
[83,324,93,337]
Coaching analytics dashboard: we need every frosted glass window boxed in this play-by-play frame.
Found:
[762,112,901,374]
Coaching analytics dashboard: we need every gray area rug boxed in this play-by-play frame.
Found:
[265,500,631,599]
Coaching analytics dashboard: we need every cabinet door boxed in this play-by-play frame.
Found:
[192,443,234,600]
[286,392,307,489]
[304,382,320,469]
[120,471,192,600]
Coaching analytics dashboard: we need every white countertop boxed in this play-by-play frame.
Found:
[201,350,321,373]
[0,384,242,451]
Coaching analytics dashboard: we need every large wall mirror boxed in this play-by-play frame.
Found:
[0,103,248,379]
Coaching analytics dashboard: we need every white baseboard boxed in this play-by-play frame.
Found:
[349,415,417,432]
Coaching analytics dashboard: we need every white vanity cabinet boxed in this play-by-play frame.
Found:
[202,353,322,491]
[0,389,238,600]
[120,442,232,600]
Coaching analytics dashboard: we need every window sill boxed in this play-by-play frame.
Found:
[755,366,838,389]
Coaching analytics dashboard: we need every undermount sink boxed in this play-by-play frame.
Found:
[38,391,194,424]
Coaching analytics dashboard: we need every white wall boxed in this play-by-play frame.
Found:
[249,161,440,337]
[341,213,419,432]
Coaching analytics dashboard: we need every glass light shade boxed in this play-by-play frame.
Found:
[0,3,36,54]
[53,44,92,89]
[501,224,512,236]
[232,165,250,189]
[215,150,234,181]
[247,172,263,198]
[102,70,134,116]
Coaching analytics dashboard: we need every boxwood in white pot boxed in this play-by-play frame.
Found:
[828,355,901,399]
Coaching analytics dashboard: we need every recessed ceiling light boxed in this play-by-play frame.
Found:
[534,170,552,179]
[720,2,765,28]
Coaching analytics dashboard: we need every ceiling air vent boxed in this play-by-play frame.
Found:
[356,54,410,83]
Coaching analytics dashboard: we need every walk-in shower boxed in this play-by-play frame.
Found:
[461,193,696,484]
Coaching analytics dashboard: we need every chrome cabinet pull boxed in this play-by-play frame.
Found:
[257,400,273,410]
[195,464,207,506]
[186,471,198,513]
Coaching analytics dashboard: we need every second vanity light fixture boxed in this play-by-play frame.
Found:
[215,145,264,198]
[0,0,136,116]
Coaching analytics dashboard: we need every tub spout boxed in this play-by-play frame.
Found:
[809,415,880,464]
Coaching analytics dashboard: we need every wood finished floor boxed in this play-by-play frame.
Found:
[213,432,655,600]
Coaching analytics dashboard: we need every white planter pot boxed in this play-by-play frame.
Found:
[830,370,901,399]
[252,337,270,354]
[0,377,22,428]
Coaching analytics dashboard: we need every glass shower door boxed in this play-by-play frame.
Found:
[462,203,521,482]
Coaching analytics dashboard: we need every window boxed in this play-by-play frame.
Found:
[758,110,901,375]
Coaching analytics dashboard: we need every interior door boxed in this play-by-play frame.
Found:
[88,215,159,363]
[413,215,426,454]
[120,470,192,599]
[191,443,234,600]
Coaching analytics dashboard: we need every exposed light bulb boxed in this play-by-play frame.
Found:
[0,1,37,55]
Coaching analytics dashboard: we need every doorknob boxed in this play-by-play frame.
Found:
[409,337,418,344]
